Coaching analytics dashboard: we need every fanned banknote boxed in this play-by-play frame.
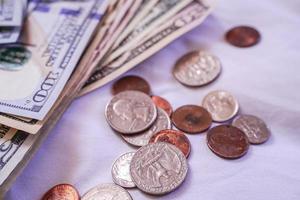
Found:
[0,0,106,120]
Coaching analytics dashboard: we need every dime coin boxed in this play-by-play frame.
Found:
[130,142,188,195]
[112,75,151,95]
[122,108,171,147]
[151,95,173,116]
[105,90,157,134]
[207,125,249,159]
[173,51,221,87]
[149,129,191,158]
[41,184,80,200]
[202,90,239,122]
[82,183,132,200]
[171,105,212,133]
[111,152,136,188]
[225,26,261,47]
[232,114,270,144]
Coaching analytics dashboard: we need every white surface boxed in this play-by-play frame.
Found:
[5,0,300,199]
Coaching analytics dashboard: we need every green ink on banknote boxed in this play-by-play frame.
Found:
[0,46,31,71]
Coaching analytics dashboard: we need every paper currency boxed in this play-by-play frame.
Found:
[0,0,106,120]
[80,0,215,96]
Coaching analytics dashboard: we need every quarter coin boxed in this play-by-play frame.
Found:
[149,129,191,158]
[82,183,132,200]
[171,105,212,133]
[202,90,239,122]
[112,75,151,95]
[112,152,136,188]
[122,108,171,147]
[207,125,249,159]
[151,95,173,116]
[225,26,261,47]
[173,51,221,87]
[41,184,80,200]
[130,142,188,195]
[232,114,270,144]
[105,90,157,134]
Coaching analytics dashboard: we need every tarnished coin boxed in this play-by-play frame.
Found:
[173,51,221,87]
[171,105,212,134]
[207,125,249,159]
[105,90,157,134]
[130,142,188,195]
[149,129,191,158]
[232,114,270,144]
[82,183,132,200]
[122,108,171,147]
[112,152,136,188]
[202,90,239,122]
[42,184,80,200]
[151,95,173,116]
[225,26,261,47]
[112,75,151,95]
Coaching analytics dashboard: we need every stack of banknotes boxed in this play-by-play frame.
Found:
[0,0,215,195]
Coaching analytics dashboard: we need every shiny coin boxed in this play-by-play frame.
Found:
[225,26,261,47]
[122,108,171,147]
[232,114,270,144]
[149,129,191,158]
[202,90,239,122]
[112,75,151,95]
[130,142,188,195]
[173,51,221,87]
[105,90,157,134]
[42,184,80,200]
[207,125,249,159]
[171,105,212,133]
[111,152,136,188]
[82,183,132,200]
[151,95,173,116]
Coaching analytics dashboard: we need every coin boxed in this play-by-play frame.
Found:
[112,75,151,95]
[171,105,212,133]
[41,184,80,200]
[225,26,261,47]
[202,90,239,122]
[82,183,132,200]
[232,114,270,144]
[173,51,221,87]
[151,95,173,116]
[130,142,188,195]
[105,90,157,134]
[207,125,249,159]
[111,152,136,188]
[122,108,171,147]
[149,129,191,158]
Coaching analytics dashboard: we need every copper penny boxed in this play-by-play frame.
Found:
[112,75,151,95]
[42,184,80,200]
[151,95,173,116]
[225,26,260,47]
[171,105,212,134]
[149,129,191,157]
[207,125,249,159]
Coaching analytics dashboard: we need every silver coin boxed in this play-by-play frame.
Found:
[111,152,136,188]
[173,51,222,86]
[130,142,188,195]
[202,90,239,122]
[232,114,270,144]
[121,108,171,147]
[105,90,157,134]
[81,183,132,200]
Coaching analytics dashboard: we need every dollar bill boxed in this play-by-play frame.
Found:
[101,0,194,67]
[0,0,107,120]
[80,0,216,96]
[0,0,23,26]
